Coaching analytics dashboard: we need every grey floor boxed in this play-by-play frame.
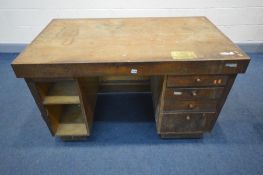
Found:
[0,53,262,175]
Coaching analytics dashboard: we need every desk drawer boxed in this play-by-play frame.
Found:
[163,100,217,112]
[165,87,224,100]
[160,112,214,133]
[167,75,228,87]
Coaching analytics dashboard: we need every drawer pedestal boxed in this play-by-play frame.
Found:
[154,75,237,138]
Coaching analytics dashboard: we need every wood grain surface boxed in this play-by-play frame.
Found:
[13,17,249,65]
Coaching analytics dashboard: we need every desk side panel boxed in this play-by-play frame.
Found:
[25,79,56,136]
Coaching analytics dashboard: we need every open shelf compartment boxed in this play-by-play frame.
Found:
[35,80,80,105]
[45,104,88,137]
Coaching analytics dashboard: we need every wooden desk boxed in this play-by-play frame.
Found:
[12,17,250,140]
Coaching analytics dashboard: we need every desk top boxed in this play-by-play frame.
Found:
[13,17,249,65]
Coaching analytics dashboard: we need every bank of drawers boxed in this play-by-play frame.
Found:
[160,75,228,135]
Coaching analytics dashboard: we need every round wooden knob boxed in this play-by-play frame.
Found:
[196,78,201,82]
[213,80,217,84]
[188,104,194,109]
[192,91,197,96]
[186,115,191,120]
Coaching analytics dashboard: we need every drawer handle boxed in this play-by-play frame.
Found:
[188,104,195,109]
[192,91,197,96]
[186,115,191,120]
[213,79,222,85]
[225,63,237,68]
[173,91,182,95]
[130,68,138,74]
[196,78,201,82]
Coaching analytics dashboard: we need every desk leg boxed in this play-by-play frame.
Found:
[76,77,99,136]
[26,78,98,141]
[207,74,237,131]
[150,76,166,134]
[25,78,56,136]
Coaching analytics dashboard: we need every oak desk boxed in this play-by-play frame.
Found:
[12,17,250,140]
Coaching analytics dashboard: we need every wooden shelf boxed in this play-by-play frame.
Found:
[47,81,78,96]
[56,123,87,136]
[40,80,80,105]
[31,78,98,139]
[55,105,88,137]
[43,96,80,105]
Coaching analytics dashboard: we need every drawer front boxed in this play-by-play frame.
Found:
[165,87,224,100]
[163,100,217,112]
[160,113,215,133]
[167,75,228,87]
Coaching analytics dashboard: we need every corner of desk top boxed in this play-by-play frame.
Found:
[10,52,27,78]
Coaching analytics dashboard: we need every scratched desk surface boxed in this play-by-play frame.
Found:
[13,17,249,64]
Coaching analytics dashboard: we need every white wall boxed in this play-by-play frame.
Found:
[0,0,263,44]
